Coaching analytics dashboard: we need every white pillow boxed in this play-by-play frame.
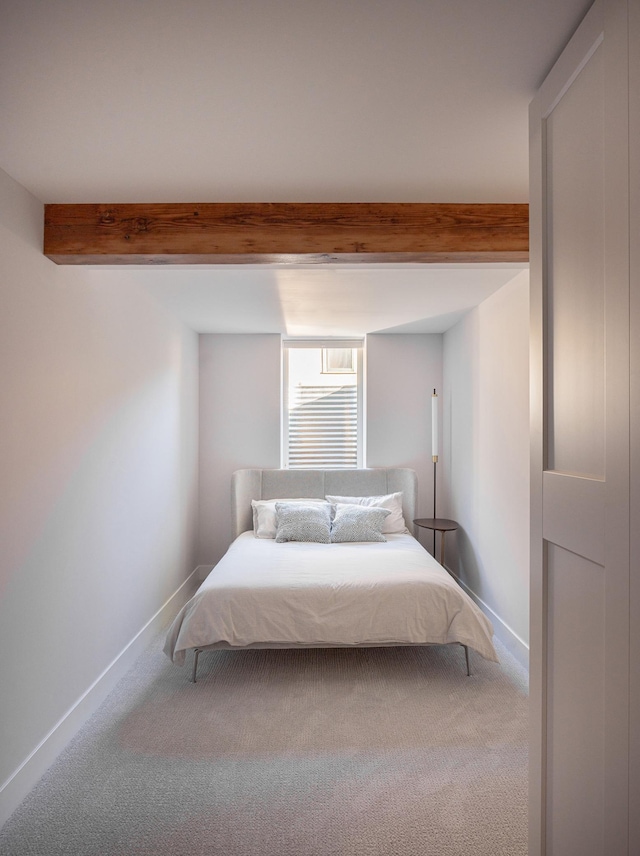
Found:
[324,491,408,534]
[330,503,391,543]
[251,498,329,538]
[274,502,332,543]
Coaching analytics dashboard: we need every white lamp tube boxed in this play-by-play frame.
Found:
[431,390,438,461]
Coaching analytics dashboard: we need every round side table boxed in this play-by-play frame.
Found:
[413,518,459,567]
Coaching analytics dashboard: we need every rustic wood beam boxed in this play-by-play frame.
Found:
[44,202,529,264]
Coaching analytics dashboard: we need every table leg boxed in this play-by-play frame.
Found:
[440,530,446,566]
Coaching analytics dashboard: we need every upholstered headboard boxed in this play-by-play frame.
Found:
[231,468,417,539]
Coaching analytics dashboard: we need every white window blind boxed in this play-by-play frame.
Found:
[283,339,363,469]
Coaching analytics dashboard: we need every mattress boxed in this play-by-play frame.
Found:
[164,532,498,665]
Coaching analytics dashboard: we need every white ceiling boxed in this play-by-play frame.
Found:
[95,263,525,335]
[0,0,591,335]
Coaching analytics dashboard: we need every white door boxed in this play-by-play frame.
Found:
[529,1,631,854]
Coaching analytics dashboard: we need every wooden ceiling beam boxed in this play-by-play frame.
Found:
[44,202,529,265]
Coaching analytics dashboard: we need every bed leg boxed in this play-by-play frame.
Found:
[191,648,201,683]
[463,645,471,676]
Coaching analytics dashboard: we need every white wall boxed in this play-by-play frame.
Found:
[442,269,530,664]
[0,168,200,824]
[366,334,443,548]
[198,333,443,564]
[198,334,281,568]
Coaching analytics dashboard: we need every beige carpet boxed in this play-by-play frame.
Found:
[0,634,528,856]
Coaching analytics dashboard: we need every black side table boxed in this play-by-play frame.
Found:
[413,518,459,567]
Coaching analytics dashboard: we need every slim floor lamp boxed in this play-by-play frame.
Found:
[432,388,438,555]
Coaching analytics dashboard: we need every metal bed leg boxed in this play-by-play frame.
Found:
[191,648,201,683]
[463,645,471,676]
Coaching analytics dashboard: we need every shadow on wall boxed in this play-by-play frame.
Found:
[448,526,483,599]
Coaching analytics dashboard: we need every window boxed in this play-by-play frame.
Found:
[322,347,356,374]
[283,339,364,469]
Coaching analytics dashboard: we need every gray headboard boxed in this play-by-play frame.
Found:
[231,468,417,538]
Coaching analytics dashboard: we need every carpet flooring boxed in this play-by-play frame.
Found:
[0,633,528,856]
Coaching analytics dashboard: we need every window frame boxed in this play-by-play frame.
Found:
[282,338,364,469]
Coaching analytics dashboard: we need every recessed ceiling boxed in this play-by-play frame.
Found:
[0,0,589,334]
[92,263,526,335]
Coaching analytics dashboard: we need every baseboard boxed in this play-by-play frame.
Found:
[0,568,198,829]
[446,567,529,671]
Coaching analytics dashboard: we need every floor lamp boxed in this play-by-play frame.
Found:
[432,388,438,555]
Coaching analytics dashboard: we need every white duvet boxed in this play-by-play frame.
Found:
[164,532,498,664]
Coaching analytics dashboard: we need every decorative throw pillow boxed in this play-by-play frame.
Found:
[252,498,329,538]
[274,502,332,543]
[330,503,391,543]
[324,491,407,534]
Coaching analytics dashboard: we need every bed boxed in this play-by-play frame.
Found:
[164,467,498,680]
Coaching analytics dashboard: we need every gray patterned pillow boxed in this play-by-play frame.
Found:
[275,502,332,543]
[330,503,391,543]
[325,492,407,534]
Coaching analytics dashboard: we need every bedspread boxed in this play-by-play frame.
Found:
[164,532,498,664]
